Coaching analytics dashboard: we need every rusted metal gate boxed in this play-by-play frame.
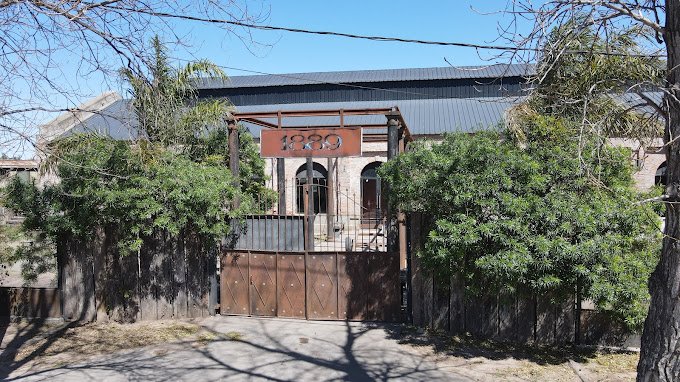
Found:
[220,250,400,321]
[219,107,409,323]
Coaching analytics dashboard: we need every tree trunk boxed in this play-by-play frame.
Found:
[638,2,680,380]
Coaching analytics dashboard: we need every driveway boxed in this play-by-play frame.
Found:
[7,316,472,381]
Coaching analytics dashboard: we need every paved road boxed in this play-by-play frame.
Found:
[7,316,471,381]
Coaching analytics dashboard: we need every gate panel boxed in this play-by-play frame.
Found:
[220,252,250,315]
[249,253,277,317]
[338,253,368,320]
[366,253,401,322]
[277,254,306,318]
[306,254,338,319]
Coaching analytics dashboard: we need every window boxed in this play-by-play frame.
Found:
[295,163,327,214]
[655,162,667,187]
[360,162,384,224]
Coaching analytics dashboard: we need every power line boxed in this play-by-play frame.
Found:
[115,6,664,58]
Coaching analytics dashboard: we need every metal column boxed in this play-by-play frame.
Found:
[386,113,400,254]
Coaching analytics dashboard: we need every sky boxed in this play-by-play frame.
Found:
[6,0,522,158]
[159,1,519,78]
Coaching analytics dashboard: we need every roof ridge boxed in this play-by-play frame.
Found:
[230,63,532,78]
[195,63,536,90]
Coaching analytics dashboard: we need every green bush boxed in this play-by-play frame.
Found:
[380,117,660,331]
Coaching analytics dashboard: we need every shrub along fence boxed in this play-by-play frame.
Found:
[58,226,216,323]
[409,213,639,347]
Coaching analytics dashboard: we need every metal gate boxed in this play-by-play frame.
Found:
[220,250,400,321]
[219,154,403,322]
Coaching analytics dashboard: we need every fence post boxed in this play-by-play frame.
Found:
[305,157,314,251]
[386,112,400,254]
[327,157,336,241]
[277,158,286,214]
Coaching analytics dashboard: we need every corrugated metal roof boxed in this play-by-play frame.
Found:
[195,64,535,90]
[235,97,521,136]
[62,99,140,140]
[60,91,664,140]
[615,92,662,118]
[63,97,520,139]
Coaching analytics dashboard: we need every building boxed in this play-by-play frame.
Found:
[35,64,666,237]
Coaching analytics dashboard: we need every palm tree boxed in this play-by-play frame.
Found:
[121,36,231,147]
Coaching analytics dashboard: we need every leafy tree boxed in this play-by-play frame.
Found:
[508,20,664,147]
[5,136,254,255]
[2,39,269,267]
[0,1,266,159]
[498,3,674,375]
[380,117,660,330]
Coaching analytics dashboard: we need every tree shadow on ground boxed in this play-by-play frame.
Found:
[1,318,465,382]
[184,320,450,382]
[379,323,637,366]
[0,318,79,380]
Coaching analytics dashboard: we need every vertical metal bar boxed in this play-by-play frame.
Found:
[305,158,314,252]
[228,120,240,208]
[335,251,340,319]
[386,113,399,254]
[277,158,286,214]
[327,158,335,243]
[346,189,350,251]
[275,250,279,316]
[247,251,251,316]
[398,134,408,264]
[353,192,357,251]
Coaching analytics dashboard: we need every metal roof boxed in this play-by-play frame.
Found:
[615,92,663,118]
[61,97,520,140]
[194,64,535,90]
[56,91,664,141]
[61,99,140,140]
[235,97,521,136]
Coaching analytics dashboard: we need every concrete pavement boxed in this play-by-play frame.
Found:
[7,316,472,381]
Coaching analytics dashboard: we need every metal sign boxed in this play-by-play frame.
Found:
[260,127,362,158]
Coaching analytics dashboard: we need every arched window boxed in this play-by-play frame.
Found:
[655,162,667,187]
[296,163,327,214]
[360,162,384,225]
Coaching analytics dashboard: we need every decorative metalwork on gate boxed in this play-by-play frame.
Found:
[232,181,386,253]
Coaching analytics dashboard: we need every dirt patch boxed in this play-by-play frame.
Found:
[0,319,239,374]
[16,321,199,359]
[394,328,639,381]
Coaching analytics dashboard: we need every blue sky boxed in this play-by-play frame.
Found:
[6,1,520,157]
[45,1,520,113]
[166,1,518,77]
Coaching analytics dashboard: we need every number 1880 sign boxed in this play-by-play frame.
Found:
[260,127,362,158]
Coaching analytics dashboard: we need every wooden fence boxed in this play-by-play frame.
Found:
[59,227,215,323]
[409,213,638,347]
[0,287,61,320]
